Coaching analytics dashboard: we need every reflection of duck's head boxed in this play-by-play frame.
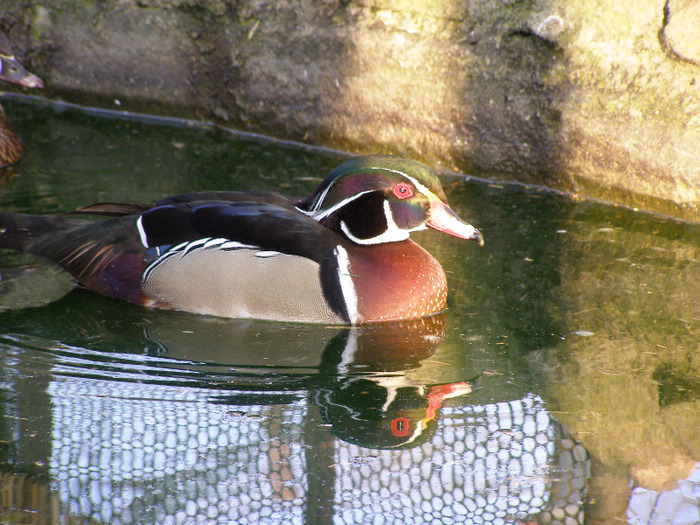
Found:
[315,379,472,449]
[314,315,474,449]
[0,30,44,167]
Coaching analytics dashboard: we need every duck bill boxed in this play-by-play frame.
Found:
[427,195,484,246]
[0,57,44,88]
[0,33,45,89]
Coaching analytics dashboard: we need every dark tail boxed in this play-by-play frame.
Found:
[0,212,88,252]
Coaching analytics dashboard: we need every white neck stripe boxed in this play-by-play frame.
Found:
[136,216,149,248]
[335,245,359,324]
[337,329,359,374]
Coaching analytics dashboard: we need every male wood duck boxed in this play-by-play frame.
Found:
[0,155,483,323]
[0,30,44,167]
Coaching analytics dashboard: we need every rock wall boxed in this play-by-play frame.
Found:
[2,0,699,220]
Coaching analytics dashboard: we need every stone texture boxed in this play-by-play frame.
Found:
[1,0,699,220]
[660,0,700,65]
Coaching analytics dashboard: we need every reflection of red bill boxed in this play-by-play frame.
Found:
[388,381,474,438]
[424,382,474,422]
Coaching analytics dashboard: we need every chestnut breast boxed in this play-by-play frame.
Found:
[349,240,448,323]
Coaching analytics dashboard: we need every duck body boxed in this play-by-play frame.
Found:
[0,30,44,167]
[0,108,22,167]
[0,156,483,324]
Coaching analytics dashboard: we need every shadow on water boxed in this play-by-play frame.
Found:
[0,96,698,523]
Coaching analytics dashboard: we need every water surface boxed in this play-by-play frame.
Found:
[0,96,698,524]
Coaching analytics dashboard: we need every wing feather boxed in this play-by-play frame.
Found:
[20,199,349,318]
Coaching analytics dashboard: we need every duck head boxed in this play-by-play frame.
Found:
[299,155,483,246]
[0,31,44,89]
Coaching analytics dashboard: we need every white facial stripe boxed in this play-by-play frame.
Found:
[307,181,334,214]
[335,245,359,324]
[365,166,434,197]
[397,419,428,447]
[304,165,438,219]
[136,216,149,248]
[339,200,411,245]
[381,385,399,413]
[306,190,374,221]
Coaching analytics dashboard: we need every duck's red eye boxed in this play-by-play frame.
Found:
[393,183,413,199]
[391,417,410,437]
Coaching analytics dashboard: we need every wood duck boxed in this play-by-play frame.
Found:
[0,30,44,167]
[0,155,483,324]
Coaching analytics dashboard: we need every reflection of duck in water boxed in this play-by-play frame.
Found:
[315,317,474,448]
[2,291,476,449]
[196,315,478,449]
[0,31,44,167]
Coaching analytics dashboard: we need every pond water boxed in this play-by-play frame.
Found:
[0,95,697,525]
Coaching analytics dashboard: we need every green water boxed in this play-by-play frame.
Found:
[0,96,698,524]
